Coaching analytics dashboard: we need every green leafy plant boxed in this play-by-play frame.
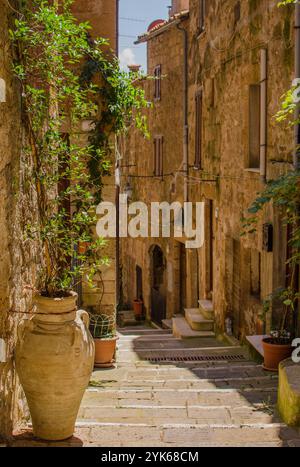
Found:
[89,313,116,339]
[10,0,148,297]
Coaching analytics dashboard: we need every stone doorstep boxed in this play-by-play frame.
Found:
[199,299,215,320]
[162,319,173,330]
[185,308,215,332]
[172,316,215,339]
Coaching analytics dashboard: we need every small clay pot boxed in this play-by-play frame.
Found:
[133,299,143,320]
[263,338,293,372]
[94,337,118,368]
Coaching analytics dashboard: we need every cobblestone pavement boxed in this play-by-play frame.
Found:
[11,326,300,447]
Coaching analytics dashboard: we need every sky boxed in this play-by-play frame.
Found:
[119,0,170,72]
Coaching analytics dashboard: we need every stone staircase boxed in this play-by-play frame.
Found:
[172,300,216,339]
[10,325,300,447]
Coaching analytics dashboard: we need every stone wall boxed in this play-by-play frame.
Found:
[188,0,294,338]
[71,0,117,318]
[0,0,118,440]
[120,17,188,320]
[120,1,295,338]
[0,0,41,439]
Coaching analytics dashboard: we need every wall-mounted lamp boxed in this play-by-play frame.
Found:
[0,78,6,103]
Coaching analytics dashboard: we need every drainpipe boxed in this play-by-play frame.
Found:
[260,48,267,183]
[177,22,189,203]
[294,2,300,170]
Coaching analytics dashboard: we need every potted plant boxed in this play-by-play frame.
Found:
[262,289,297,372]
[11,0,148,441]
[133,298,144,320]
[89,313,118,368]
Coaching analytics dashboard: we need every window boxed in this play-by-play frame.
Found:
[154,136,163,177]
[198,0,206,33]
[234,2,241,26]
[250,249,261,298]
[154,65,162,100]
[195,90,203,169]
[248,84,261,169]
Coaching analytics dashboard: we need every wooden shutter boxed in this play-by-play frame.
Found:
[195,91,203,169]
[249,84,261,169]
[198,0,206,32]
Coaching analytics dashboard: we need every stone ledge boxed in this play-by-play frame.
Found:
[246,335,269,357]
[278,358,300,427]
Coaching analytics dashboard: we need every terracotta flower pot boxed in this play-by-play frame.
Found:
[133,299,143,320]
[263,338,293,372]
[94,337,118,368]
[15,292,95,441]
[78,241,90,254]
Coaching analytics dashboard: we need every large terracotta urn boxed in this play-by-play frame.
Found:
[15,292,95,441]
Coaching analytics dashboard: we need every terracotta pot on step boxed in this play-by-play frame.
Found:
[15,292,95,441]
[133,299,143,320]
[262,338,293,372]
[94,337,118,368]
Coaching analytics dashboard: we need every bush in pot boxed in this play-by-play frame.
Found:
[261,290,298,371]
[11,0,147,441]
[89,313,118,368]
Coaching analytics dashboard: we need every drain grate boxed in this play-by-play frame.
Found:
[144,354,247,363]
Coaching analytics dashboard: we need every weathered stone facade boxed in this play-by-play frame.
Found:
[0,0,117,440]
[120,0,296,340]
[71,0,118,318]
[0,0,40,439]
[187,0,294,339]
[120,10,189,323]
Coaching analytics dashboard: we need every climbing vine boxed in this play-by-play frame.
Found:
[10,0,148,296]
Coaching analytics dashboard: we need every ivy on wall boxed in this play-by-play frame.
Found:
[10,0,148,296]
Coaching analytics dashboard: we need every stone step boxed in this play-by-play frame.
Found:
[119,311,143,327]
[78,404,282,425]
[9,430,292,447]
[88,375,278,391]
[199,300,214,320]
[172,317,215,339]
[162,319,173,330]
[68,422,300,446]
[185,309,214,332]
[82,387,278,408]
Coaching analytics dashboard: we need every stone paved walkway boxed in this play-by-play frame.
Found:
[11,326,300,447]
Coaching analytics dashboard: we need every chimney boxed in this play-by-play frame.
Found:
[128,64,141,73]
[170,0,189,16]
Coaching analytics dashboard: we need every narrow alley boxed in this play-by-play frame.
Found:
[11,326,300,447]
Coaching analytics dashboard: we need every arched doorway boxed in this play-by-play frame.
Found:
[150,245,166,325]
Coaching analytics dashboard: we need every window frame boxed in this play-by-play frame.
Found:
[153,135,164,177]
[194,90,203,170]
[198,0,206,35]
[248,84,261,170]
[154,65,162,101]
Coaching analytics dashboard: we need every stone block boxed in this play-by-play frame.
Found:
[278,358,300,427]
